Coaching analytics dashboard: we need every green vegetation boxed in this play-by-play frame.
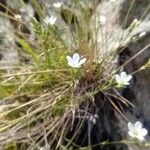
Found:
[0,0,150,149]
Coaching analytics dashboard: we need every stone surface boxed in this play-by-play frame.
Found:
[0,16,18,67]
[94,0,150,149]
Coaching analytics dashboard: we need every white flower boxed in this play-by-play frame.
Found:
[115,71,132,86]
[89,114,99,124]
[128,121,148,141]
[53,2,63,8]
[139,32,146,38]
[66,53,87,68]
[44,16,57,25]
[132,18,139,24]
[132,18,141,26]
[14,14,21,20]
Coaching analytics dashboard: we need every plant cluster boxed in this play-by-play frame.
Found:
[0,0,150,149]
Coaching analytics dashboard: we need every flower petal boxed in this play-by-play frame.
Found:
[66,56,76,68]
[137,134,145,141]
[140,128,148,136]
[123,81,129,85]
[67,61,74,68]
[66,55,72,62]
[78,58,87,66]
[69,62,80,68]
[50,17,57,25]
[128,131,135,138]
[115,74,120,81]
[134,121,142,130]
[128,122,134,131]
[92,118,96,124]
[73,53,80,63]
[73,64,80,68]
[44,16,57,25]
[94,114,99,118]
[53,2,62,8]
[126,75,132,81]
[120,71,127,78]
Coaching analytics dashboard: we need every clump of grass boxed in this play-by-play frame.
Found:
[0,0,150,149]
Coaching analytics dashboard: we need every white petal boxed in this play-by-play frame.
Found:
[44,16,57,25]
[92,118,96,124]
[120,71,127,78]
[90,116,93,121]
[73,64,80,68]
[128,122,134,131]
[123,81,129,85]
[67,61,74,68]
[137,134,145,141]
[66,56,76,68]
[115,74,120,81]
[14,14,21,19]
[53,2,62,8]
[73,53,80,63]
[67,60,80,68]
[94,114,99,118]
[140,128,148,136]
[139,32,146,38]
[126,75,132,81]
[128,131,135,138]
[50,17,57,25]
[78,58,87,66]
[66,55,72,62]
[134,121,142,130]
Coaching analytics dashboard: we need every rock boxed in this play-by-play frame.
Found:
[117,1,150,142]
[0,16,18,67]
[93,0,150,149]
[118,0,150,28]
